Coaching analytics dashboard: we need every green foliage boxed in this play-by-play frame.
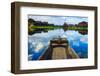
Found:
[31,24,87,31]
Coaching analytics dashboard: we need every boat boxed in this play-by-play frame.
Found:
[39,37,79,60]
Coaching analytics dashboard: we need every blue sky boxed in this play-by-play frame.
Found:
[28,15,88,25]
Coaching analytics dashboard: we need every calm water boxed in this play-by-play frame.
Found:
[28,29,88,60]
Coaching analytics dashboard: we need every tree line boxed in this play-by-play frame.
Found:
[28,18,88,28]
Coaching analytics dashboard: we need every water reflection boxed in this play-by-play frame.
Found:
[28,29,88,60]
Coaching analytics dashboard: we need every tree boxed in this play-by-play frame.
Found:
[28,18,35,35]
[63,22,68,31]
[78,21,88,27]
[28,18,35,26]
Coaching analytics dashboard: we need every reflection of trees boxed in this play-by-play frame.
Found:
[78,30,88,35]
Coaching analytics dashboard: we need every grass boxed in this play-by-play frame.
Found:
[31,25,87,31]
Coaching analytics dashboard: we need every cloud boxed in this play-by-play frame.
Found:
[35,42,44,53]
[65,16,88,24]
[80,35,88,44]
[28,15,51,22]
[28,15,88,25]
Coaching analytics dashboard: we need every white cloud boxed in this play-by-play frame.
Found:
[35,42,44,53]
[28,15,88,25]
[80,35,88,44]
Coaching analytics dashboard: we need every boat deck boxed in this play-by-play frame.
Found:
[39,38,79,60]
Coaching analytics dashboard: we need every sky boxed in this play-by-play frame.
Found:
[28,15,88,25]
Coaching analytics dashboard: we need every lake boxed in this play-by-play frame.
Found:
[28,29,88,60]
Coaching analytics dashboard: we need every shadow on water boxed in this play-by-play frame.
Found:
[28,28,48,35]
[78,30,88,35]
